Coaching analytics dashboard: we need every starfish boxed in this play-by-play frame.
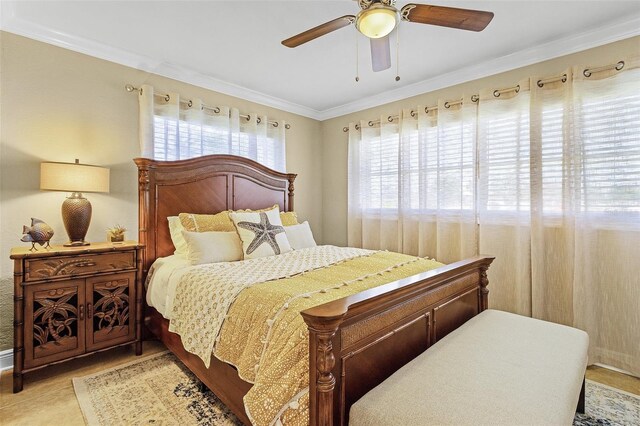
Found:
[236,212,286,255]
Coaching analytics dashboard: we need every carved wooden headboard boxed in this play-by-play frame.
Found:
[134,155,297,275]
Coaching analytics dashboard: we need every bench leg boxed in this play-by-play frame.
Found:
[576,377,585,414]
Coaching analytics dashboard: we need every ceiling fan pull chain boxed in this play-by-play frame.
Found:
[355,31,360,82]
[395,26,400,82]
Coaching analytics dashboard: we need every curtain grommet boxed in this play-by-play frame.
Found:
[615,60,625,71]
[368,121,374,127]
[471,95,479,103]
[187,100,193,108]
[493,90,501,98]
[444,101,451,108]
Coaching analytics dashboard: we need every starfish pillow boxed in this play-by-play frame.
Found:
[230,207,292,259]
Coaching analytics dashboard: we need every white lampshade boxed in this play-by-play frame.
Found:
[356,5,398,39]
[40,160,110,193]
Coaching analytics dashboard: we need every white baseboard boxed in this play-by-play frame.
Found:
[0,349,13,371]
[594,362,637,378]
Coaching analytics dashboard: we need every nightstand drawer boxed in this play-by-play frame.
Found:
[24,251,136,281]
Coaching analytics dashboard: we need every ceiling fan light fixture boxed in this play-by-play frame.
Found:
[356,4,398,39]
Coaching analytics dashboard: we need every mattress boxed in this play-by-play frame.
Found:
[145,254,192,318]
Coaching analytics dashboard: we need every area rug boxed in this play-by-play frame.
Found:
[574,380,640,426]
[74,351,639,425]
[73,351,241,425]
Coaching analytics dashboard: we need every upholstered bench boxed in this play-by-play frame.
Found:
[349,309,589,426]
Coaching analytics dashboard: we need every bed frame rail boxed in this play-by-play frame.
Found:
[302,255,494,426]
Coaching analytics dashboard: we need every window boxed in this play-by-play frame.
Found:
[353,111,476,216]
[578,93,640,213]
[479,95,531,215]
[152,114,285,172]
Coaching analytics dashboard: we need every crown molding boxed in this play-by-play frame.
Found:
[0,3,324,120]
[1,2,639,122]
[317,14,640,120]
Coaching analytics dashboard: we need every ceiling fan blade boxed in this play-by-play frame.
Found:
[370,35,391,72]
[401,4,494,32]
[282,15,356,48]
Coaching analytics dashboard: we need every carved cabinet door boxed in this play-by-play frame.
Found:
[24,280,86,369]
[85,272,136,351]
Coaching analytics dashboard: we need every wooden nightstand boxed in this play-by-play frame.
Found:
[10,241,144,393]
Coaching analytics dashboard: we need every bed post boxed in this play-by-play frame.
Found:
[135,158,151,277]
[303,315,345,426]
[287,175,295,212]
[479,263,490,311]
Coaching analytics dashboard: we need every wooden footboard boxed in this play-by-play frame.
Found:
[302,255,494,426]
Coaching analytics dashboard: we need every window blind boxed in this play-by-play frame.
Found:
[578,93,640,213]
[479,94,531,216]
[152,114,285,171]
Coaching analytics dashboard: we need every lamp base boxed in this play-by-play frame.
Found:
[63,241,91,247]
[62,192,92,246]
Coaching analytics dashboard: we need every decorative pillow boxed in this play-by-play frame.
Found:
[236,205,299,226]
[284,221,317,250]
[181,230,243,265]
[280,211,299,226]
[179,207,298,232]
[167,216,189,257]
[179,211,235,232]
[229,207,292,259]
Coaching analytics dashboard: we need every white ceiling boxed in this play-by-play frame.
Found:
[2,1,640,119]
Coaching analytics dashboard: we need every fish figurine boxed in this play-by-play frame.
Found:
[21,218,54,251]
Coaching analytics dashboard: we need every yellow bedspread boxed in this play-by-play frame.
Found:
[214,250,443,426]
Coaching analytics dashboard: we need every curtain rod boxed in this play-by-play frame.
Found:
[342,60,626,133]
[125,84,291,130]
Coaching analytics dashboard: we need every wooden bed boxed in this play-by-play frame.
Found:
[134,154,494,426]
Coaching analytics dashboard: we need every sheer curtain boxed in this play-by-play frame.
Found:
[348,97,478,263]
[569,60,640,374]
[348,58,640,375]
[348,114,402,251]
[399,99,478,262]
[138,84,286,171]
[477,63,640,374]
[477,79,533,316]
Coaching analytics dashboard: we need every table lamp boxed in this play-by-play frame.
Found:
[40,159,110,246]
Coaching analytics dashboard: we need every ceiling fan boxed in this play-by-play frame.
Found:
[282,0,494,73]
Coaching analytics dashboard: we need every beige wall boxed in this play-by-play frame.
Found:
[1,31,638,353]
[321,36,640,246]
[0,32,323,350]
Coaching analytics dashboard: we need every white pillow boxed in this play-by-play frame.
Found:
[284,221,317,250]
[181,230,243,265]
[229,206,292,260]
[168,216,188,257]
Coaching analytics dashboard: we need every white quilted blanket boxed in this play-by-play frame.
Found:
[168,245,374,367]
